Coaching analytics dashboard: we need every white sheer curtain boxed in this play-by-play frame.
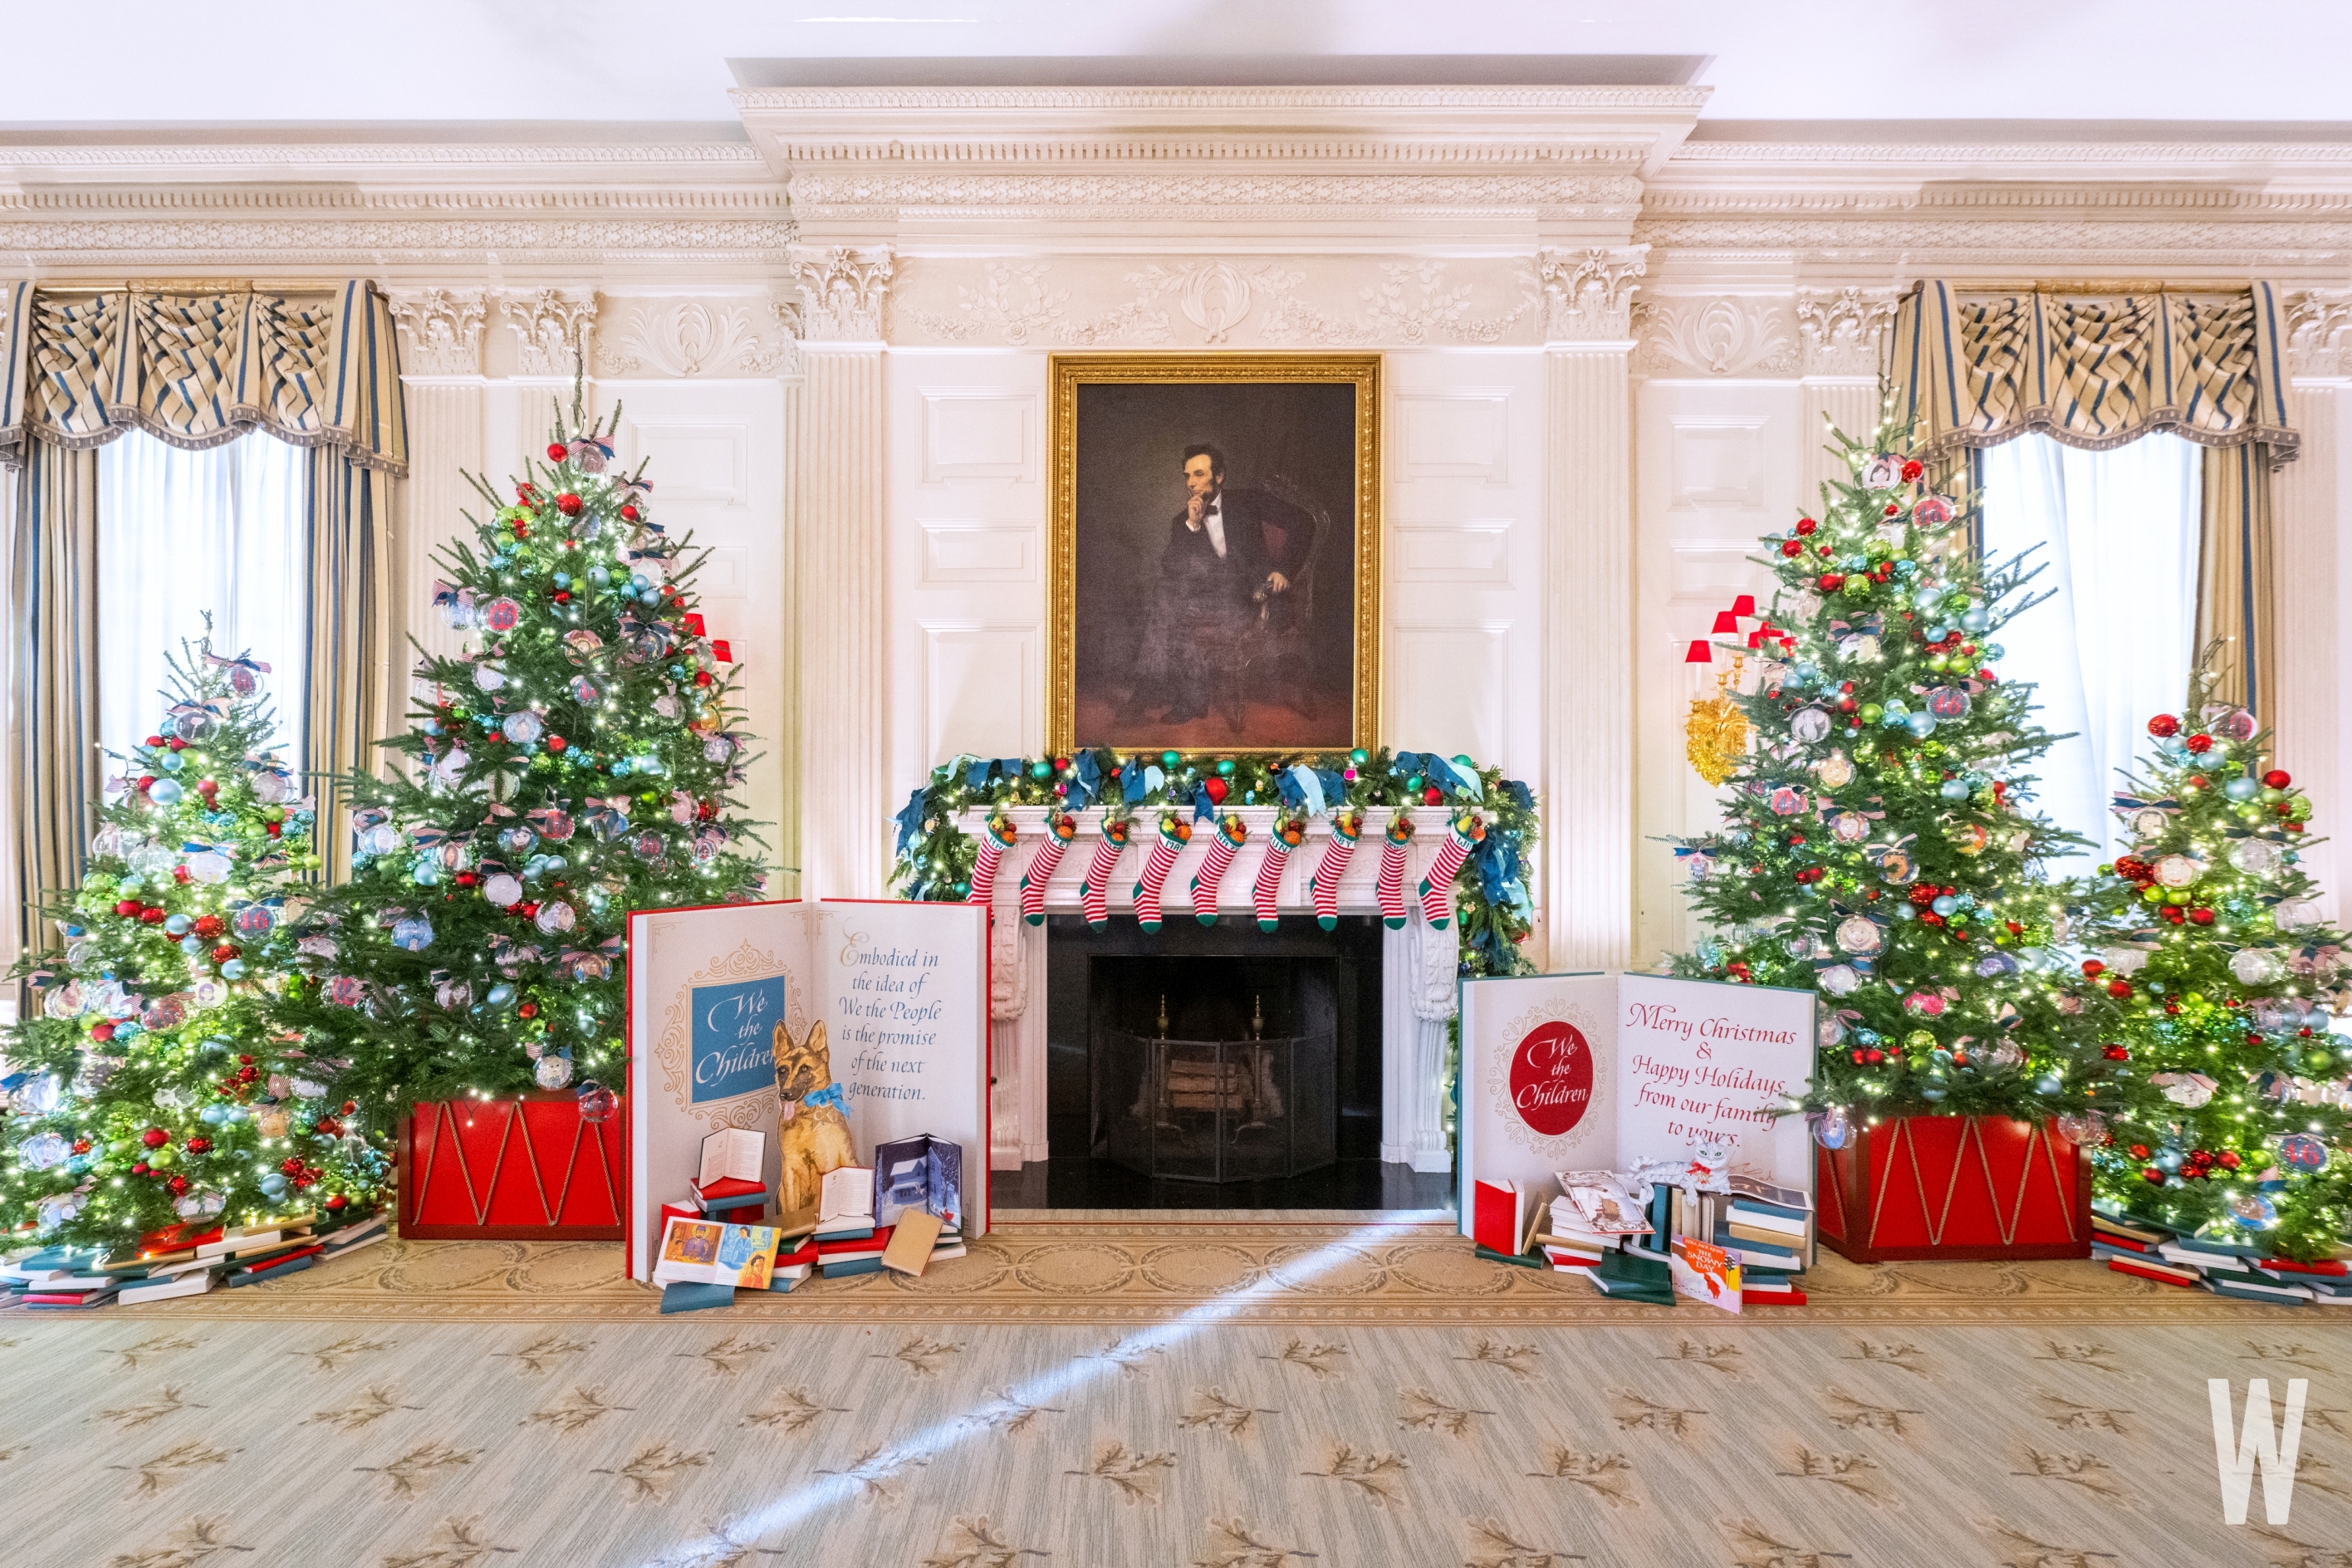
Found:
[1980,432,2202,871]
[97,432,307,769]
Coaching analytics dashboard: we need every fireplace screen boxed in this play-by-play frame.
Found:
[1093,1025,1337,1183]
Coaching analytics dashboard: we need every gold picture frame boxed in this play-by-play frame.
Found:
[1048,353,1381,758]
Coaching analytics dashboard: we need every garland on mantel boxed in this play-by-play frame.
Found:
[891,747,1541,978]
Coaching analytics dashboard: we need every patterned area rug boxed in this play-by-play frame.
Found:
[4,1303,2347,1566]
[105,1211,2307,1327]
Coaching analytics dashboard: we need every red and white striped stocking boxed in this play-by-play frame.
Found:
[1255,817,1305,932]
[1418,813,1482,930]
[1310,811,1362,932]
[1080,816,1130,930]
[1020,813,1077,925]
[1190,815,1247,926]
[1132,815,1190,933]
[966,814,1017,909]
[1377,814,1415,929]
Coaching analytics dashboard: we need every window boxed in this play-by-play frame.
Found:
[1979,433,2203,872]
[97,432,307,768]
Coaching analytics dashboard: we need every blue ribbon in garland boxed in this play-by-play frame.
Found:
[894,786,929,855]
[1124,767,1149,805]
[1193,785,1217,822]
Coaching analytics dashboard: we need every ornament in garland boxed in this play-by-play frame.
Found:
[1667,419,2105,1127]
[276,389,767,1109]
[2060,672,2350,1260]
[0,639,388,1246]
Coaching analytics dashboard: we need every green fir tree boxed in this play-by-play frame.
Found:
[0,639,389,1246]
[277,393,766,1111]
[1667,419,2110,1134]
[2060,668,2350,1259]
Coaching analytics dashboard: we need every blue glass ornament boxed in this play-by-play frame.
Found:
[1960,609,1990,633]
[2034,1075,2063,1095]
[2224,777,2260,801]
[1939,779,1969,801]
[180,936,204,957]
[487,982,517,1007]
[149,779,184,806]
[164,913,193,935]
[1905,712,1938,738]
[159,752,184,773]
[219,959,247,980]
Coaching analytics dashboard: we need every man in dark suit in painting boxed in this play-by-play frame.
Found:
[1124,443,1318,728]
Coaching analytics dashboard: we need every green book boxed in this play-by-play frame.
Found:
[821,1256,884,1277]
[1475,1245,1545,1270]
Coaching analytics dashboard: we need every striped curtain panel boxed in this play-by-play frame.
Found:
[7,444,101,960]
[0,279,406,907]
[1887,282,2297,715]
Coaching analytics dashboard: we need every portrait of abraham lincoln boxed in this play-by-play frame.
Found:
[1052,355,1378,755]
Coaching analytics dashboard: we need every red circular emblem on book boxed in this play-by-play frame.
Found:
[1510,1021,1593,1136]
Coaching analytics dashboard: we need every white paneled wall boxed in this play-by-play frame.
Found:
[1632,379,1799,968]
[1384,351,1548,787]
[887,352,1051,786]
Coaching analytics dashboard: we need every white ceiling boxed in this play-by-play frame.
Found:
[11,0,2352,134]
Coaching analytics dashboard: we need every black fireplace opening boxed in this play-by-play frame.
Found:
[992,914,1451,1211]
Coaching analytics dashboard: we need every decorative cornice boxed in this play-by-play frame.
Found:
[1666,140,2352,169]
[2286,289,2352,378]
[0,142,762,172]
[600,299,796,377]
[386,287,488,377]
[1632,296,1795,378]
[500,288,597,377]
[1540,246,1647,343]
[1795,286,1899,378]
[794,247,894,342]
[734,85,1711,113]
[786,170,1642,223]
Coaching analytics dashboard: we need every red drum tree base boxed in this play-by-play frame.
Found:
[1815,1114,2091,1263]
[397,1093,625,1240]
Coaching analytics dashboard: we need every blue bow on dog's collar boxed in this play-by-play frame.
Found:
[801,1082,845,1114]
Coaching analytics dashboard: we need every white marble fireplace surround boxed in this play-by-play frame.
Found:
[2,79,2350,1169]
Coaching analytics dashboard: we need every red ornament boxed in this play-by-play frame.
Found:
[211,943,238,963]
[265,821,282,838]
[194,914,223,938]
[1795,517,1818,536]
[184,1135,212,1154]
[548,737,567,752]
[141,1127,169,1149]
[115,899,140,917]
[2186,775,2208,791]
[2102,1045,2129,1061]
[1899,459,1924,482]
[325,1193,349,1212]
[2106,979,2132,999]
[517,1002,539,1019]
[2142,1168,2166,1185]
[167,1175,189,1196]
[140,907,165,924]
[1818,573,1845,591]
[1883,502,1900,517]
[137,774,157,791]
[556,492,583,516]
[2219,1151,2242,1169]
[2148,713,2180,737]
[694,670,712,687]
[281,1156,305,1175]
[546,443,568,460]
[1203,777,1229,806]
[620,504,639,522]
[2080,959,2105,977]
[71,1139,89,1154]
[552,590,571,604]
[90,1022,116,1044]
[1779,539,1803,558]
[2184,733,2212,753]
[455,872,478,888]
[2264,769,2291,789]
[145,735,164,747]
[2188,908,2214,925]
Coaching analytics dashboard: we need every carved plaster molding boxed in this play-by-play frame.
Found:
[1540,246,1649,343]
[737,84,1711,113]
[1631,296,1796,379]
[2286,289,2352,379]
[894,256,1540,349]
[793,247,894,343]
[599,299,796,377]
[786,170,1641,223]
[1795,287,1899,378]
[500,288,598,377]
[386,287,488,377]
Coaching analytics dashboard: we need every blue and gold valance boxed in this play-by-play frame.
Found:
[1889,281,2297,467]
[0,280,406,477]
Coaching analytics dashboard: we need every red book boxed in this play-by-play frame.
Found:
[137,1222,224,1256]
[2109,1257,2199,1289]
[1472,1179,1535,1257]
[693,1176,766,1203]
[1742,1286,1807,1305]
[777,1240,820,1269]
[2255,1256,2350,1277]
[238,1244,324,1277]
[2094,1232,2154,1254]
[818,1227,893,1258]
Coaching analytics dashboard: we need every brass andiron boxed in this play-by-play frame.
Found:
[1156,994,1169,1039]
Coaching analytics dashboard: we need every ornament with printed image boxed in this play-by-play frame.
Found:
[1375,813,1415,929]
[965,812,1017,908]
[1311,809,1364,931]
[1256,815,1306,932]
[1080,815,1131,931]
[1417,812,1482,930]
[1132,813,1191,934]
[1190,814,1247,925]
[1020,812,1078,924]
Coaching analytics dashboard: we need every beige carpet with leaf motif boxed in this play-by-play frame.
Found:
[5,1214,2347,1566]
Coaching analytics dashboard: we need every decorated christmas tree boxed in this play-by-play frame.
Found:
[1667,419,2111,1140]
[2061,670,2350,1259]
[0,640,390,1245]
[278,390,766,1110]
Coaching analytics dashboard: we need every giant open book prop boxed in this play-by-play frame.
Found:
[1458,972,1815,1238]
[625,899,988,1280]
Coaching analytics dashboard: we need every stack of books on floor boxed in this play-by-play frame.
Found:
[0,1208,387,1310]
[2092,1206,2352,1306]
[1475,1169,1814,1308]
